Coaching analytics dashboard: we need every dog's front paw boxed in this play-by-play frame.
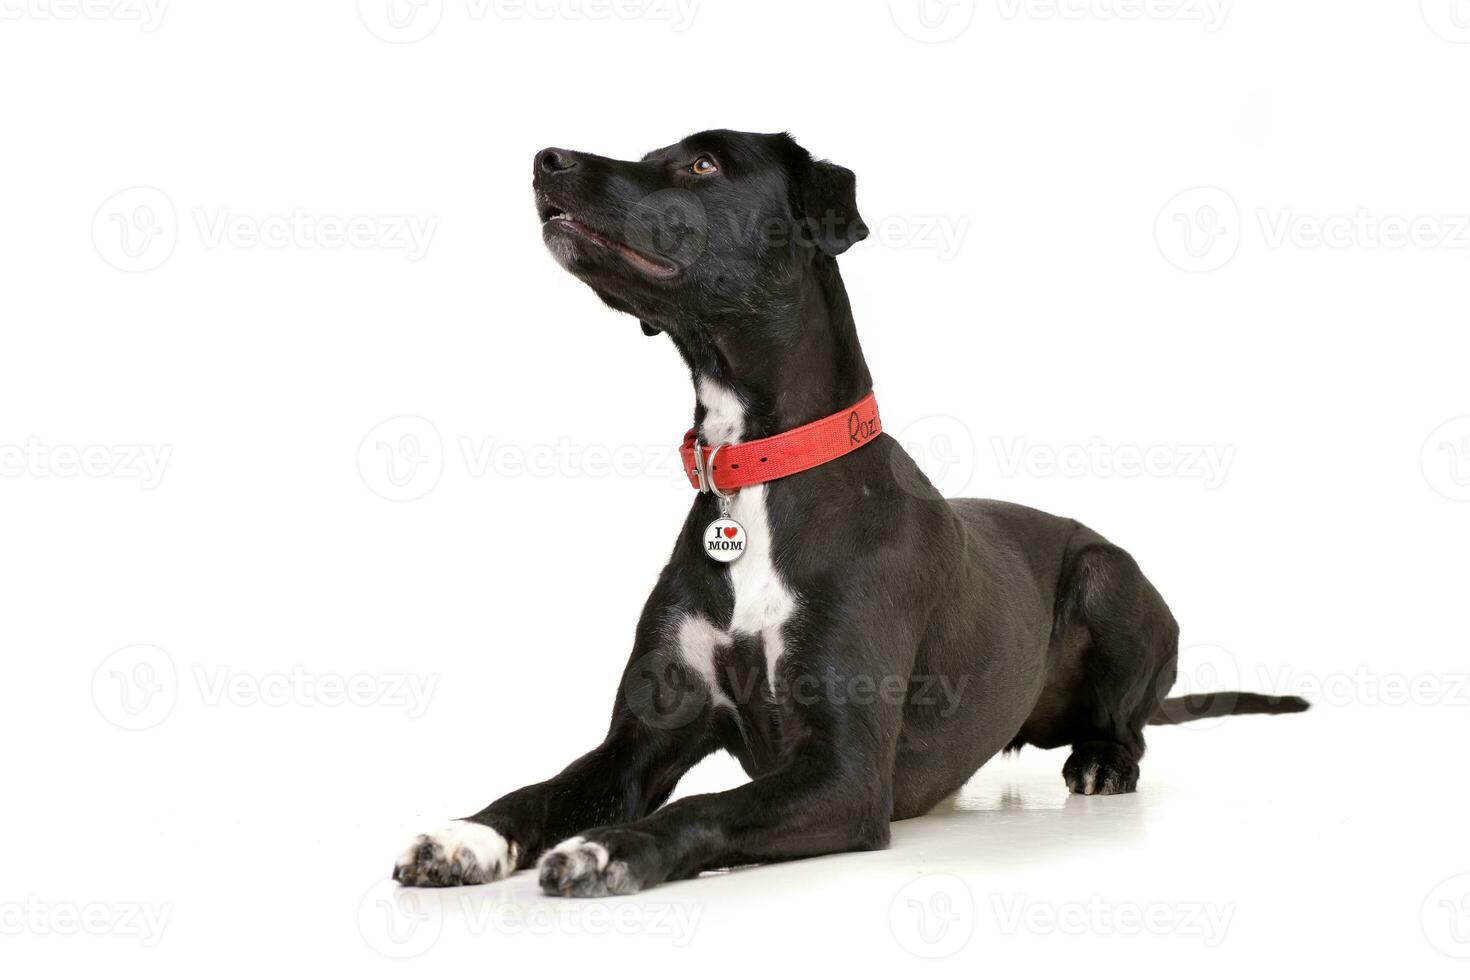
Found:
[394,820,518,887]
[537,835,643,897]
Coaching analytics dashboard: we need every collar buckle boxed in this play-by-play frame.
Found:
[691,442,730,499]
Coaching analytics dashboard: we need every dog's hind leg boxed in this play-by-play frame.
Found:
[1048,532,1179,796]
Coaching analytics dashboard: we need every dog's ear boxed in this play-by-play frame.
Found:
[793,149,869,257]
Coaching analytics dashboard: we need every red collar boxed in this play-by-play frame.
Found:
[680,392,882,494]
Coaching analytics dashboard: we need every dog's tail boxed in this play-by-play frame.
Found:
[1149,692,1310,726]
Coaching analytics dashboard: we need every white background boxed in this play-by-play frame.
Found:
[3,0,1468,974]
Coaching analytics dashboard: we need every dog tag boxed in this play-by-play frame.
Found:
[703,516,746,563]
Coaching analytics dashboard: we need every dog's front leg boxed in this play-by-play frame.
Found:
[536,657,905,897]
[394,635,718,887]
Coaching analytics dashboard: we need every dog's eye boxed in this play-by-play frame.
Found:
[688,156,719,176]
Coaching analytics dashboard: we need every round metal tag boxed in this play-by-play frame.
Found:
[702,517,747,563]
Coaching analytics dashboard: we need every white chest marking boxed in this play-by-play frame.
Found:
[674,379,799,694]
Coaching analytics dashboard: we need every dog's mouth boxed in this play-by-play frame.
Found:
[540,205,679,280]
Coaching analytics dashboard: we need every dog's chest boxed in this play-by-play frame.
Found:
[675,380,799,696]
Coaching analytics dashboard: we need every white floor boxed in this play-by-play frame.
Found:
[12,701,1462,975]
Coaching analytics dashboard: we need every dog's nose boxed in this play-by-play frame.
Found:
[535,147,579,175]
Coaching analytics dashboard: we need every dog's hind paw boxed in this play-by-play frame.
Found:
[393,820,517,887]
[538,835,642,898]
[1063,742,1140,795]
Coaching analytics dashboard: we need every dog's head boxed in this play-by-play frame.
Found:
[532,130,867,337]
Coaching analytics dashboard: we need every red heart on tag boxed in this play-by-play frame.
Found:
[723,526,738,539]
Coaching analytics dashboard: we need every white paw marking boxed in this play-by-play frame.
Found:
[538,835,636,897]
[542,835,609,877]
[394,819,516,886]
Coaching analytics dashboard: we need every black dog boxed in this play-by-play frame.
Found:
[393,130,1307,896]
